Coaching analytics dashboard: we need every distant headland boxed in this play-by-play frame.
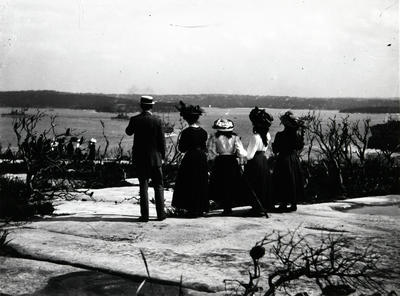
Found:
[0,90,398,113]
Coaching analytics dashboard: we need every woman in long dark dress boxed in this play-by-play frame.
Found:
[243,107,274,215]
[208,118,247,215]
[272,111,305,212]
[172,102,209,217]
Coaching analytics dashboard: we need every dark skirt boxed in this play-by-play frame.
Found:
[209,155,247,209]
[243,151,272,210]
[172,148,209,214]
[272,152,304,205]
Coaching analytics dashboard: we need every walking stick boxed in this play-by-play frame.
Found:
[239,164,269,219]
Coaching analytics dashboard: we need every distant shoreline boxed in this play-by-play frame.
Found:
[4,106,400,115]
[339,106,399,114]
[0,90,398,114]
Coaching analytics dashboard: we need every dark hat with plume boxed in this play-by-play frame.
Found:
[249,107,273,127]
[279,111,303,128]
[176,101,204,117]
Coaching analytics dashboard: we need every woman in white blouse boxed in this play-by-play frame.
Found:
[243,107,274,215]
[208,118,247,215]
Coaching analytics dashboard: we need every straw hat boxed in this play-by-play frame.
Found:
[140,96,155,105]
[212,118,234,132]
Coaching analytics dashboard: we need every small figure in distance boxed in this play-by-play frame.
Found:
[66,138,75,158]
[74,137,83,161]
[87,138,97,161]
[125,96,166,222]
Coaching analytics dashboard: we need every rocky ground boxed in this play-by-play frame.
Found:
[1,180,399,296]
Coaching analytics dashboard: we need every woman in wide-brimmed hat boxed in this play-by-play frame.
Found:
[207,118,247,215]
[243,107,274,215]
[171,101,209,217]
[272,110,305,212]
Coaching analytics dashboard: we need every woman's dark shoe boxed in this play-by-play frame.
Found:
[246,208,264,217]
[275,204,289,213]
[185,211,203,218]
[288,204,297,212]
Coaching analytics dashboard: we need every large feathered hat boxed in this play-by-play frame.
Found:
[279,111,303,128]
[249,107,273,127]
[176,101,204,117]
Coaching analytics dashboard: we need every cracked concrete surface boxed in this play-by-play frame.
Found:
[1,184,399,295]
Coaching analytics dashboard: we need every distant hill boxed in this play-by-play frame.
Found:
[0,90,398,113]
[147,94,398,111]
[0,90,175,113]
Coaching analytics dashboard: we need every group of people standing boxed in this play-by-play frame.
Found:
[125,96,305,222]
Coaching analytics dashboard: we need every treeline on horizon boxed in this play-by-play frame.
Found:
[0,90,398,113]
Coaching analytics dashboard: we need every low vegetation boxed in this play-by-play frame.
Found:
[225,229,392,296]
[0,175,44,220]
[0,228,13,256]
[300,113,399,201]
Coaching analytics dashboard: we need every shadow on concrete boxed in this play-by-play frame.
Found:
[29,270,208,296]
[39,215,145,223]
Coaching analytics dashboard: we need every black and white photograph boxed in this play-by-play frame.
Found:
[0,1,399,295]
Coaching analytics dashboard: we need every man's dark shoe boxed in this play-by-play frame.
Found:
[288,204,297,212]
[221,209,233,216]
[138,216,149,222]
[157,216,166,221]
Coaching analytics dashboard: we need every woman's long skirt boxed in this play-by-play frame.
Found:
[272,152,304,206]
[172,149,209,214]
[243,151,272,211]
[209,155,246,210]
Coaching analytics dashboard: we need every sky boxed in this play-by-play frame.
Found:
[0,0,399,98]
